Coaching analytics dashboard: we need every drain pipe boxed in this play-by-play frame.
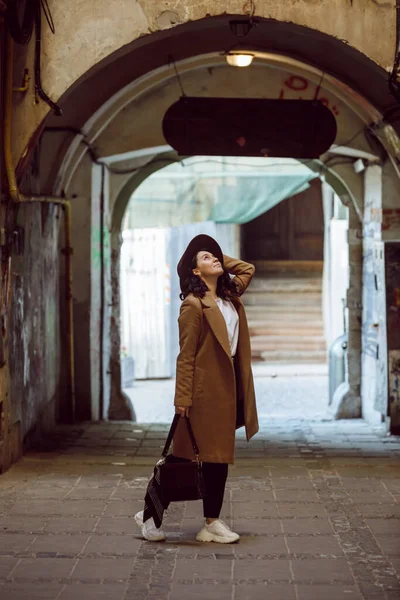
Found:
[4,32,76,421]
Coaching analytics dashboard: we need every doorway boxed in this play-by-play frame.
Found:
[243,179,324,262]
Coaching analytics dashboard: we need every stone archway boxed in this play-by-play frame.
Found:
[108,150,367,421]
[24,13,397,192]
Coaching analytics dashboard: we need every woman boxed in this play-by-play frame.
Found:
[135,234,259,543]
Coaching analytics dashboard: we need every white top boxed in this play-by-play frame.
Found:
[215,298,239,357]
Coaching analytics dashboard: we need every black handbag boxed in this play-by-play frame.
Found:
[143,414,205,529]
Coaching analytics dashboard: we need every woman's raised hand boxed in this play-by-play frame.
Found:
[175,406,190,418]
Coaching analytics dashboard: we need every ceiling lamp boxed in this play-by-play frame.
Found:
[226,53,254,67]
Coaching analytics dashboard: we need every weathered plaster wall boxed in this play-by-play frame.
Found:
[138,0,395,70]
[8,203,62,443]
[42,0,397,104]
[11,0,396,165]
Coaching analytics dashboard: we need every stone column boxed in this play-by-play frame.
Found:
[361,164,383,425]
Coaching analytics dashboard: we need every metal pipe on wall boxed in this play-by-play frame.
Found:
[99,165,105,420]
[3,32,76,422]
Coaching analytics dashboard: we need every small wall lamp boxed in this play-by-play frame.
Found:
[225,53,254,68]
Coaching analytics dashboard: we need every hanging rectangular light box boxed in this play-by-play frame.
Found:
[162,97,337,158]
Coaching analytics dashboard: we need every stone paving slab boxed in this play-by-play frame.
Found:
[0,419,399,599]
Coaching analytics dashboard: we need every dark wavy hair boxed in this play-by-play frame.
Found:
[179,249,239,301]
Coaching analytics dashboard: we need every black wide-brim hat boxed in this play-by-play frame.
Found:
[177,234,224,286]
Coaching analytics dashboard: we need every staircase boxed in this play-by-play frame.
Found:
[243,260,327,364]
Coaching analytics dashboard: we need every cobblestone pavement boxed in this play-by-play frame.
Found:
[0,419,400,599]
[126,371,330,423]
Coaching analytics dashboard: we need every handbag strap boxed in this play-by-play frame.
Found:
[161,414,200,459]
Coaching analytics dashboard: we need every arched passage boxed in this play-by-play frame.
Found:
[17,16,400,433]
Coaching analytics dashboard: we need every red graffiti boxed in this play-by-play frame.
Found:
[279,77,341,116]
[284,75,308,91]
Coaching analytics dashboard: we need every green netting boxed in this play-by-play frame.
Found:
[123,157,317,229]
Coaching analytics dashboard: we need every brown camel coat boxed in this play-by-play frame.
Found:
[172,255,259,464]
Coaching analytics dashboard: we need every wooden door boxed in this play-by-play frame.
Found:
[242,179,323,261]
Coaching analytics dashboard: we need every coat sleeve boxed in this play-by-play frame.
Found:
[174,297,202,407]
[223,254,256,296]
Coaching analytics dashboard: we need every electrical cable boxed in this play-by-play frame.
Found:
[44,127,99,162]
[34,0,62,115]
[169,56,186,97]
[313,71,325,102]
[245,0,256,19]
[5,0,37,44]
[4,1,61,114]
[42,127,183,175]
[40,0,54,34]
[389,0,400,102]
[322,157,356,168]
[158,157,316,170]
[333,125,369,149]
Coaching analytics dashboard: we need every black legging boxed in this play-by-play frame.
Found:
[202,461,229,518]
[165,454,228,518]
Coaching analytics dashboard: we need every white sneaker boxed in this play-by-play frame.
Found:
[196,519,240,544]
[134,511,165,542]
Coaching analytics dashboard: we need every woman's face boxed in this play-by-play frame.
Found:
[193,250,224,279]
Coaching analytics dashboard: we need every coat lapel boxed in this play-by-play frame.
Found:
[200,293,232,359]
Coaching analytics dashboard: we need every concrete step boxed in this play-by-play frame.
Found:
[248,314,324,322]
[250,327,325,343]
[251,349,327,363]
[249,328,325,339]
[245,302,322,311]
[247,313,323,321]
[251,339,327,351]
[248,320,324,331]
[245,297,322,317]
[244,293,322,307]
[248,317,324,327]
[246,305,323,315]
[252,260,324,274]
[250,332,326,343]
[248,279,322,293]
[249,329,324,338]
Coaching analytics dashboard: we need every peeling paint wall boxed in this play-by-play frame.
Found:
[361,165,385,426]
[8,203,62,445]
